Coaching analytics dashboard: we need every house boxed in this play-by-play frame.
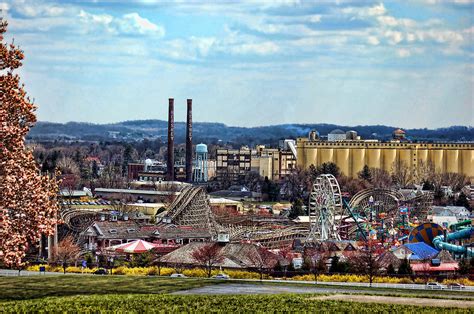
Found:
[209,186,262,202]
[94,188,179,203]
[392,242,439,261]
[377,251,401,271]
[431,216,458,229]
[159,242,282,270]
[432,206,470,221]
[411,262,458,275]
[81,220,212,251]
[209,198,244,213]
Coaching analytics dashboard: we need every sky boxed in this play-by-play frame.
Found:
[1,0,473,128]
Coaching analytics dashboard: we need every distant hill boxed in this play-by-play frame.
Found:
[28,120,474,146]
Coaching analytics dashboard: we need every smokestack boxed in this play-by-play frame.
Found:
[186,99,193,182]
[167,98,175,181]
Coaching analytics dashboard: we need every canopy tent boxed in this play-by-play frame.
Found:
[107,240,158,254]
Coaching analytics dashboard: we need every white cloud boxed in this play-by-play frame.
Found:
[377,16,416,28]
[0,2,9,12]
[13,2,65,18]
[406,33,416,42]
[341,3,386,17]
[367,3,387,16]
[424,0,474,3]
[78,10,164,37]
[367,35,380,45]
[229,41,279,55]
[397,48,411,58]
[384,30,403,45]
[114,13,164,36]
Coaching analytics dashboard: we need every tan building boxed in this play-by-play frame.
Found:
[296,138,474,181]
[216,146,296,184]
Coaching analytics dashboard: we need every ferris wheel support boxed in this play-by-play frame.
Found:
[306,174,344,244]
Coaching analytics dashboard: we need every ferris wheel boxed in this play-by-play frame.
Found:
[306,174,344,243]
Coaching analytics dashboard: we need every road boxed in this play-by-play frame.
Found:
[173,283,372,295]
[1,269,472,294]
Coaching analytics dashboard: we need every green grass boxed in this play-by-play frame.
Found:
[0,275,223,301]
[1,294,471,313]
[232,279,474,299]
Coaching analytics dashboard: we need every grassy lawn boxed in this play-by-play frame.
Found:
[0,275,224,301]
[231,280,474,299]
[1,276,473,312]
[1,294,471,313]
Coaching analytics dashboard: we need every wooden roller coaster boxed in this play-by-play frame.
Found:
[163,186,308,249]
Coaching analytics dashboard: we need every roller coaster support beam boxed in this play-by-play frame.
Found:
[343,199,367,241]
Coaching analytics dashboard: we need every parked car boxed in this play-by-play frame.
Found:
[94,268,108,275]
[426,282,444,290]
[170,273,187,278]
[212,273,230,279]
[447,283,465,290]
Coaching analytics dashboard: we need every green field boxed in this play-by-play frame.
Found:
[0,276,222,301]
[1,294,471,313]
[1,276,473,313]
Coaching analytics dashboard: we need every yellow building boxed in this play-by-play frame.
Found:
[296,138,474,181]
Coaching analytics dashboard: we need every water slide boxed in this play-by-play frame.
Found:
[449,219,472,232]
[286,140,297,159]
[432,227,473,257]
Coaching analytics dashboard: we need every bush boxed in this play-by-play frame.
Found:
[24,264,473,286]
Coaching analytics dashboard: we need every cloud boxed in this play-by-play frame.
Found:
[9,1,65,18]
[0,2,9,12]
[384,30,403,45]
[367,35,380,45]
[377,15,416,28]
[341,3,386,17]
[397,48,411,58]
[115,13,164,35]
[78,10,165,37]
[227,41,279,56]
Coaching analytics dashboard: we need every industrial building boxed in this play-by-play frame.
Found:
[216,142,297,184]
[296,135,474,180]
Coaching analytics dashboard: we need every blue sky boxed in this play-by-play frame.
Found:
[1,0,473,128]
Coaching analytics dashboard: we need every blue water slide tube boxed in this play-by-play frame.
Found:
[432,227,473,257]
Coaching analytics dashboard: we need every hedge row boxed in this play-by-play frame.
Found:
[25,265,474,285]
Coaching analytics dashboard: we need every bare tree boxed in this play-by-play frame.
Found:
[53,235,81,274]
[304,251,328,284]
[351,240,380,287]
[370,168,392,189]
[282,166,311,202]
[440,172,468,192]
[391,161,412,188]
[191,243,223,278]
[248,246,278,280]
[415,160,435,185]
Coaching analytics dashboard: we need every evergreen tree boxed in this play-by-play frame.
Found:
[310,162,341,179]
[422,180,435,191]
[386,263,396,275]
[458,258,471,275]
[397,258,412,275]
[329,255,340,273]
[358,165,372,182]
[455,192,471,211]
[289,198,304,219]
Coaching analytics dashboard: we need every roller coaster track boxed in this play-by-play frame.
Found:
[165,186,308,249]
[61,209,99,233]
[349,188,404,211]
[166,186,221,236]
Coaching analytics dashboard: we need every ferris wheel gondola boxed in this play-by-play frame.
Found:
[305,174,344,244]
